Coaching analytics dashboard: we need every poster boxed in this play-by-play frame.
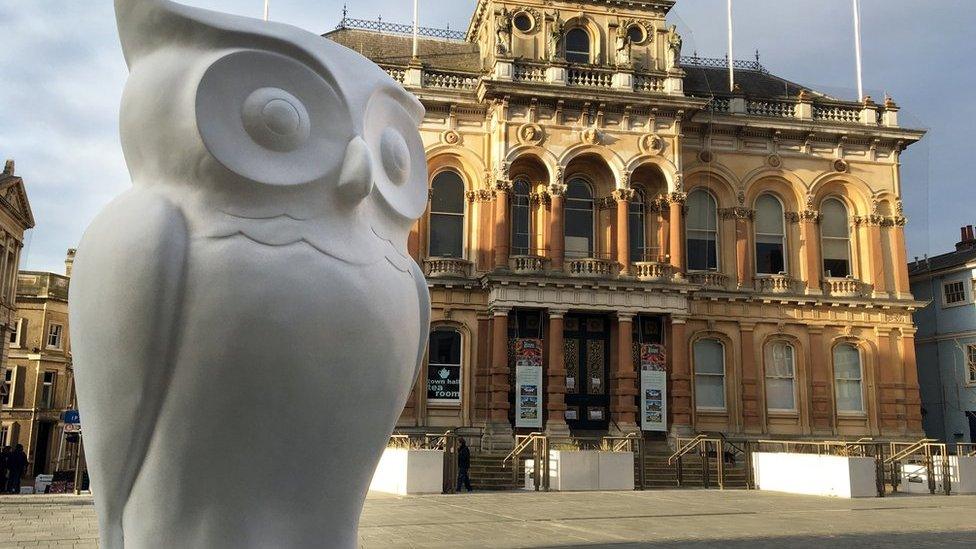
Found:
[514,338,544,429]
[640,343,667,432]
[427,363,461,402]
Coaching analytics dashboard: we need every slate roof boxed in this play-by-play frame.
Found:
[325,28,827,100]
[908,246,976,277]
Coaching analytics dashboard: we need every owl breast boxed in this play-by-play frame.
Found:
[123,235,421,548]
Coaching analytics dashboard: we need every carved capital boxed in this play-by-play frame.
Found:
[799,210,822,223]
[854,214,884,227]
[494,179,513,192]
[668,191,687,205]
[598,196,616,210]
[612,188,636,203]
[719,207,754,221]
[531,191,551,206]
[549,183,567,197]
[784,211,801,224]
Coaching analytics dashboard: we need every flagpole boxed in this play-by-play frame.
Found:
[263,0,270,22]
[412,0,420,59]
[852,0,864,100]
[727,0,734,92]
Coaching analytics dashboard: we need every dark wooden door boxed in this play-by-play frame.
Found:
[564,314,610,431]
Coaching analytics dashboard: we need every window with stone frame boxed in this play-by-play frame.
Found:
[820,198,852,278]
[47,323,64,350]
[8,318,23,347]
[968,344,976,385]
[693,338,726,409]
[628,188,648,262]
[428,171,466,258]
[1,368,12,407]
[686,190,719,271]
[0,424,8,446]
[943,280,967,306]
[764,341,797,411]
[833,344,864,413]
[565,179,595,259]
[41,371,57,409]
[510,179,532,256]
[755,194,787,275]
[565,28,591,64]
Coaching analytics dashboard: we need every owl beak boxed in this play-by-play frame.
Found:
[337,136,374,203]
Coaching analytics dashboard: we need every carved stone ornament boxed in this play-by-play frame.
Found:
[612,189,636,202]
[441,130,462,145]
[698,150,714,164]
[581,127,602,145]
[720,207,755,221]
[71,2,431,548]
[833,158,849,173]
[518,123,545,145]
[767,154,782,168]
[549,183,568,197]
[639,133,665,155]
[784,211,801,223]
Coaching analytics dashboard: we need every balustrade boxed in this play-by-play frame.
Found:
[813,104,862,123]
[754,274,800,295]
[509,255,548,275]
[632,262,674,283]
[422,70,479,90]
[821,277,869,298]
[634,74,665,93]
[566,258,619,279]
[384,67,406,83]
[747,100,797,118]
[513,63,547,83]
[567,67,614,89]
[423,258,473,279]
[688,271,729,290]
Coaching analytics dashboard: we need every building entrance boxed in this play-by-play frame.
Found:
[564,314,611,431]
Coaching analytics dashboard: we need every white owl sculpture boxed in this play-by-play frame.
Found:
[69,1,430,547]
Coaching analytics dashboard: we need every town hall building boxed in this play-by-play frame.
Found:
[327,0,925,447]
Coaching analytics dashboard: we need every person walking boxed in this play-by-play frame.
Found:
[456,438,472,493]
[5,444,28,494]
[0,446,10,492]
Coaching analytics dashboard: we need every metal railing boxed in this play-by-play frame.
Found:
[680,55,768,74]
[335,15,466,41]
[957,443,976,457]
[504,433,550,491]
[669,435,726,489]
[885,439,951,496]
[388,431,461,493]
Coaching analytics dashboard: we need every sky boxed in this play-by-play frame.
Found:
[0,0,973,273]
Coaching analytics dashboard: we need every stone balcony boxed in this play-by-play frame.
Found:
[509,255,548,275]
[821,277,870,298]
[688,271,730,290]
[632,262,675,283]
[566,258,619,279]
[754,274,801,295]
[423,257,473,279]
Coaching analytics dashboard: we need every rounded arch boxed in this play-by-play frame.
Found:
[625,156,678,191]
[689,330,735,412]
[828,335,877,417]
[809,173,873,216]
[562,15,605,64]
[759,332,804,413]
[683,167,738,209]
[506,146,558,181]
[684,162,740,193]
[426,145,486,190]
[559,144,626,188]
[744,174,805,213]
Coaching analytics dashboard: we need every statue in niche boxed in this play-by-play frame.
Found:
[549,13,564,60]
[71,1,430,548]
[496,8,513,56]
[666,25,682,70]
[615,25,632,67]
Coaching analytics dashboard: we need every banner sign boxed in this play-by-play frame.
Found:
[514,338,544,429]
[639,343,667,432]
[427,363,461,402]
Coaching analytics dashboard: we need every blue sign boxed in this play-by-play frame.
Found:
[63,410,81,424]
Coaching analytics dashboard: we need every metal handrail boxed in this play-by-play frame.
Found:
[670,435,725,489]
[668,435,707,465]
[957,443,976,457]
[885,439,939,464]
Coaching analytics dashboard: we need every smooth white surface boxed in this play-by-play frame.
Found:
[752,453,877,498]
[369,449,444,495]
[526,451,635,491]
[70,2,430,548]
[900,456,976,495]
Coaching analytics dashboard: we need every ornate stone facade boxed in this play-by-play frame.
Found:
[328,0,925,443]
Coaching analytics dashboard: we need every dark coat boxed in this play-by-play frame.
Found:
[458,444,471,470]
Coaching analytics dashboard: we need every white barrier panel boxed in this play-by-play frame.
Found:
[752,452,877,498]
[369,448,444,495]
[900,456,976,495]
[525,451,635,491]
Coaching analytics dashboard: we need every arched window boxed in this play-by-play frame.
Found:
[833,344,864,413]
[755,194,787,275]
[565,179,594,259]
[629,188,647,262]
[686,190,719,271]
[764,341,796,411]
[565,28,590,64]
[693,338,726,409]
[427,328,462,404]
[510,179,532,256]
[429,171,465,258]
[821,198,851,278]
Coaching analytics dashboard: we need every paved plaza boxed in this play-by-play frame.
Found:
[1,490,975,548]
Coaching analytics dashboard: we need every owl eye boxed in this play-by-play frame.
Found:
[380,128,410,186]
[364,89,428,220]
[196,50,352,186]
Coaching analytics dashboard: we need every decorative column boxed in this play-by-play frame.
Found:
[670,316,692,434]
[723,207,754,290]
[799,209,822,294]
[493,179,512,270]
[487,308,513,445]
[546,310,570,436]
[549,175,567,271]
[668,192,687,278]
[808,328,833,434]
[900,328,923,435]
[613,189,634,276]
[656,197,669,263]
[861,213,887,296]
[876,329,899,433]
[739,323,761,433]
[889,209,911,298]
[611,313,638,433]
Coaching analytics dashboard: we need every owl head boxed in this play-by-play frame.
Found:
[114,0,428,237]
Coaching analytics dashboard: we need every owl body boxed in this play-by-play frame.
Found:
[71,2,430,548]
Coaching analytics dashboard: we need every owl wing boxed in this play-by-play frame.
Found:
[69,188,187,548]
[409,259,431,381]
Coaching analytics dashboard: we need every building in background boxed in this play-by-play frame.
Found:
[909,228,976,446]
[0,254,76,476]
[0,159,35,425]
[326,0,927,446]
